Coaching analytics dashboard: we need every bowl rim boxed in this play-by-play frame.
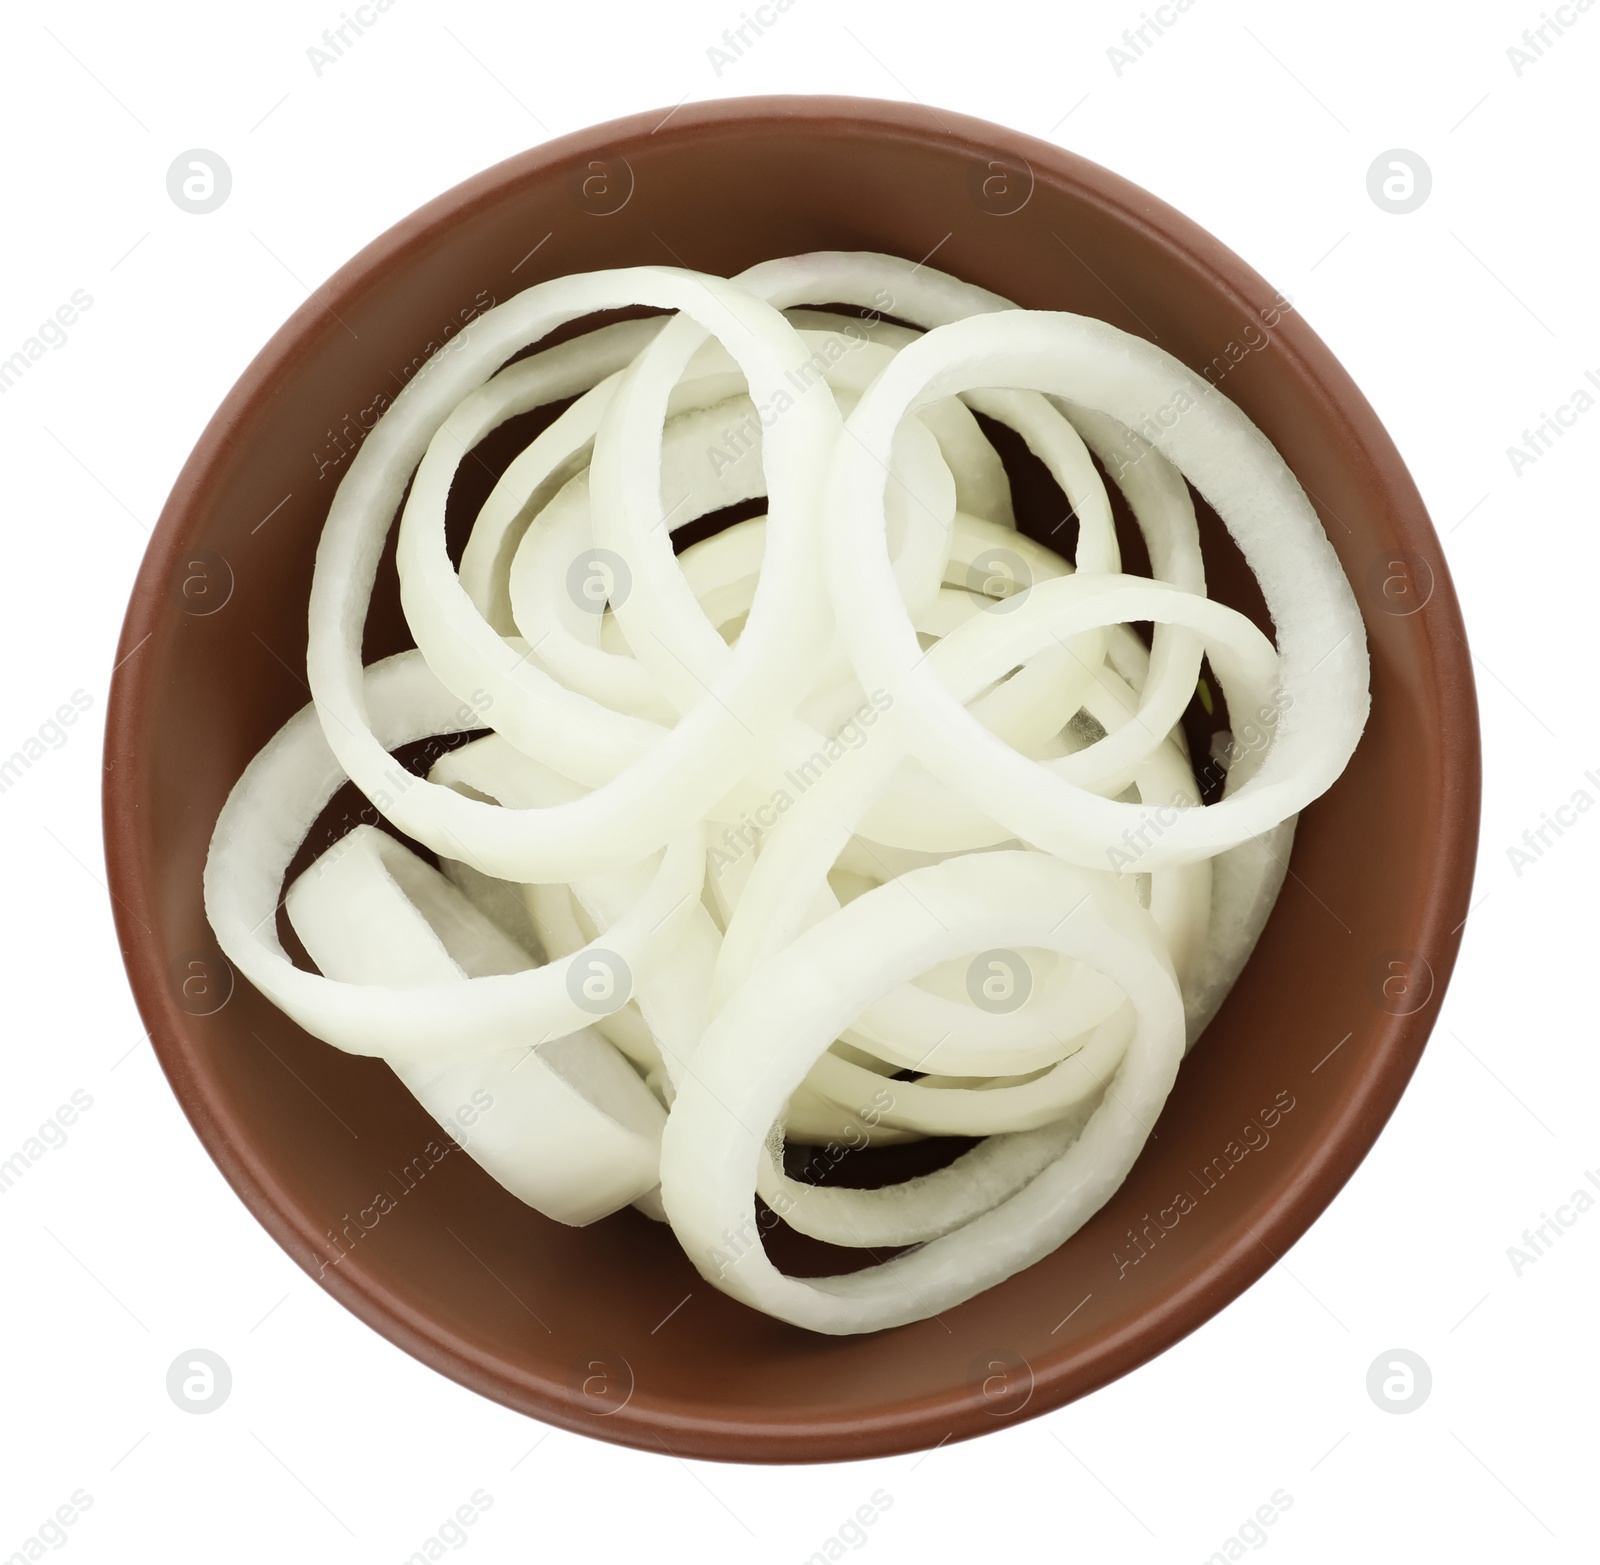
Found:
[102,92,1482,1463]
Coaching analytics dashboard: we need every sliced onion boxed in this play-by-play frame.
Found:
[286,825,664,1225]
[659,850,1186,1334]
[825,308,1369,870]
[203,652,705,1067]
[202,248,1368,1338]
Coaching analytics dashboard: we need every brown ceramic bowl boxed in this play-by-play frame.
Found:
[103,96,1479,1463]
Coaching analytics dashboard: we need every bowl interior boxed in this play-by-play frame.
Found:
[104,97,1478,1462]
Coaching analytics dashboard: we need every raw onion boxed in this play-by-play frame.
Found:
[202,249,1368,1335]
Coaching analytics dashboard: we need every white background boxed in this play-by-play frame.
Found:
[1,0,1594,1560]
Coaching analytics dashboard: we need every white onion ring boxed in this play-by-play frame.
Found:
[203,652,705,1067]
[825,308,1368,869]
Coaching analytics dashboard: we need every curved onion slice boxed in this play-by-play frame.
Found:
[286,825,664,1225]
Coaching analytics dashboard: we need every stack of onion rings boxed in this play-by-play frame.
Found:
[204,252,1368,1334]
